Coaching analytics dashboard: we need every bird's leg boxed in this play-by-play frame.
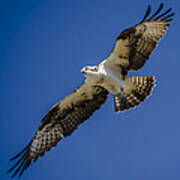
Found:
[119,87,128,103]
[120,87,124,96]
[116,87,125,100]
[114,87,128,112]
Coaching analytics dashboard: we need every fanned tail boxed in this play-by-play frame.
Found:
[114,76,155,113]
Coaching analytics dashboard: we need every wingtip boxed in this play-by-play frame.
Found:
[160,2,164,8]
[9,144,30,161]
[140,3,175,23]
[7,143,32,178]
[139,4,152,23]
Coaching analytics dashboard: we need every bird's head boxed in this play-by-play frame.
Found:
[81,65,99,79]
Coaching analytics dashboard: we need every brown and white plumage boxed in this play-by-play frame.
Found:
[8,3,174,178]
[106,3,174,71]
[102,3,174,112]
[7,82,108,178]
[114,76,155,112]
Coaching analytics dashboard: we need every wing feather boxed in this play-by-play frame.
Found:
[146,3,163,21]
[7,81,108,178]
[106,3,174,71]
[140,4,151,23]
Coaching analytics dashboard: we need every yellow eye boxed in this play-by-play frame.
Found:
[85,67,89,71]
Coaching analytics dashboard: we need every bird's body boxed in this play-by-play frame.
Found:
[7,3,174,178]
[81,60,126,94]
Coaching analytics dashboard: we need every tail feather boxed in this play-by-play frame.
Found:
[114,76,155,113]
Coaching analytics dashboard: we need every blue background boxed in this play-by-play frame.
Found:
[1,0,180,179]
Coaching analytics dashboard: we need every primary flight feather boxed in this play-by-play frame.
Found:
[8,3,174,178]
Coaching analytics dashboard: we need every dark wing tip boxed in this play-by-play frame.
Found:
[140,4,151,23]
[161,12,175,22]
[147,3,164,21]
[140,3,174,23]
[7,144,32,178]
[9,145,29,161]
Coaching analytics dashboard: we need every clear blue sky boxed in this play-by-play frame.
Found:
[1,0,180,179]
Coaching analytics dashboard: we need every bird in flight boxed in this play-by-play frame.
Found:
[7,3,174,178]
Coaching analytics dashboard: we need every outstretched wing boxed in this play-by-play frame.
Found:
[7,81,108,178]
[106,3,174,71]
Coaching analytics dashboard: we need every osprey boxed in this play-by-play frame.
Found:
[8,3,174,178]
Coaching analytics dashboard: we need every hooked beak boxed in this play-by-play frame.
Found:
[81,67,86,74]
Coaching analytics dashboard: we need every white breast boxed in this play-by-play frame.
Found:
[98,61,125,94]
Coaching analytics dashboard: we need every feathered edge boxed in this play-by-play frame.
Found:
[7,142,32,178]
[6,85,109,178]
[140,3,175,24]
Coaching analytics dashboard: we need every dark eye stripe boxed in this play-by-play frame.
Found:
[94,67,98,71]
